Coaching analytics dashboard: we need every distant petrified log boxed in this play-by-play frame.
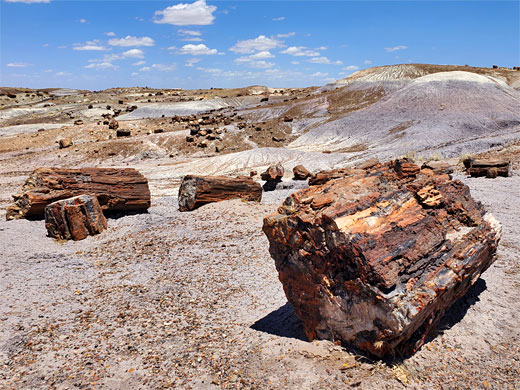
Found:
[465,159,511,178]
[116,129,131,137]
[293,165,311,180]
[421,160,453,174]
[261,164,284,191]
[6,168,150,220]
[357,158,380,170]
[178,175,262,211]
[263,160,501,358]
[45,195,107,241]
[108,119,119,130]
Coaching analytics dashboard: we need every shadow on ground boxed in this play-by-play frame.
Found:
[251,301,307,341]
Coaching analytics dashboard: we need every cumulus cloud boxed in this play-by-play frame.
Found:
[73,40,109,51]
[343,65,359,71]
[120,49,144,58]
[108,36,155,47]
[281,46,319,57]
[6,62,30,68]
[178,29,204,42]
[179,29,202,36]
[230,35,283,54]
[364,59,373,65]
[249,51,275,59]
[105,32,116,37]
[385,45,407,52]
[154,0,216,26]
[307,56,342,65]
[234,56,275,69]
[180,44,217,55]
[5,0,49,3]
[272,17,285,21]
[132,61,146,66]
[85,62,119,70]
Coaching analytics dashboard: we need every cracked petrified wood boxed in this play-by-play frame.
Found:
[6,168,150,220]
[45,195,107,241]
[292,165,312,181]
[178,175,262,211]
[465,158,512,178]
[263,159,501,358]
[261,164,284,191]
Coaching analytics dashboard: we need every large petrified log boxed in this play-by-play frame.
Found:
[6,168,150,220]
[45,195,107,241]
[263,159,501,358]
[178,175,262,211]
[465,158,512,178]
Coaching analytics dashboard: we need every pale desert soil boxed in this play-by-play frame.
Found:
[0,173,519,390]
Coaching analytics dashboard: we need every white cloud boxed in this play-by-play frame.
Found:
[105,32,116,37]
[180,43,217,55]
[55,71,71,76]
[73,40,109,51]
[120,49,144,58]
[154,0,216,26]
[42,43,49,47]
[312,72,328,77]
[6,62,30,68]
[272,17,285,21]
[183,37,204,42]
[234,57,275,69]
[364,59,373,65]
[277,32,295,38]
[291,61,300,65]
[316,46,328,51]
[108,36,155,47]
[281,46,319,57]
[4,0,49,3]
[79,18,87,23]
[249,51,275,59]
[307,56,342,65]
[185,58,201,67]
[385,45,407,52]
[140,64,176,72]
[197,67,222,74]
[85,62,119,70]
[179,29,202,36]
[343,65,359,71]
[132,61,146,66]
[230,35,283,54]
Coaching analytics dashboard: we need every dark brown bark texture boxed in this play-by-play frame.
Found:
[6,168,150,220]
[178,175,262,211]
[263,159,501,358]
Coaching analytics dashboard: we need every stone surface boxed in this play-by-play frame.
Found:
[263,159,501,358]
[6,168,151,220]
[292,165,312,180]
[45,194,107,241]
[178,175,262,211]
[58,138,73,149]
[308,168,363,186]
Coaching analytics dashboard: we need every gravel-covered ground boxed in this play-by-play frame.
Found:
[1,174,519,389]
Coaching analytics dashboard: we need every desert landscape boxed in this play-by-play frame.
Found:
[0,62,519,389]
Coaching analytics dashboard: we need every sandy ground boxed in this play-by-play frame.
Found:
[1,173,519,389]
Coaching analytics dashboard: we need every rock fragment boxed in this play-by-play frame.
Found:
[261,164,284,191]
[292,165,312,180]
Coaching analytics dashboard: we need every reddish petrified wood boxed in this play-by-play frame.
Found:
[263,159,501,358]
[261,164,284,191]
[465,159,512,178]
[292,165,312,180]
[308,168,363,186]
[6,168,150,220]
[45,195,107,241]
[178,175,262,211]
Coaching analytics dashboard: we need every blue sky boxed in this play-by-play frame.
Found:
[1,0,518,90]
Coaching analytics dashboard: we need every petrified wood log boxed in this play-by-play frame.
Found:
[45,195,107,241]
[263,159,501,358]
[6,168,150,220]
[178,175,262,211]
[308,168,365,186]
[292,165,312,180]
[466,159,511,178]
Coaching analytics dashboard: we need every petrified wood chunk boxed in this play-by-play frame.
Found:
[263,159,501,358]
[178,175,262,211]
[45,195,107,241]
[6,168,150,220]
[466,159,512,178]
[308,168,363,186]
[292,165,312,180]
[261,164,284,191]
